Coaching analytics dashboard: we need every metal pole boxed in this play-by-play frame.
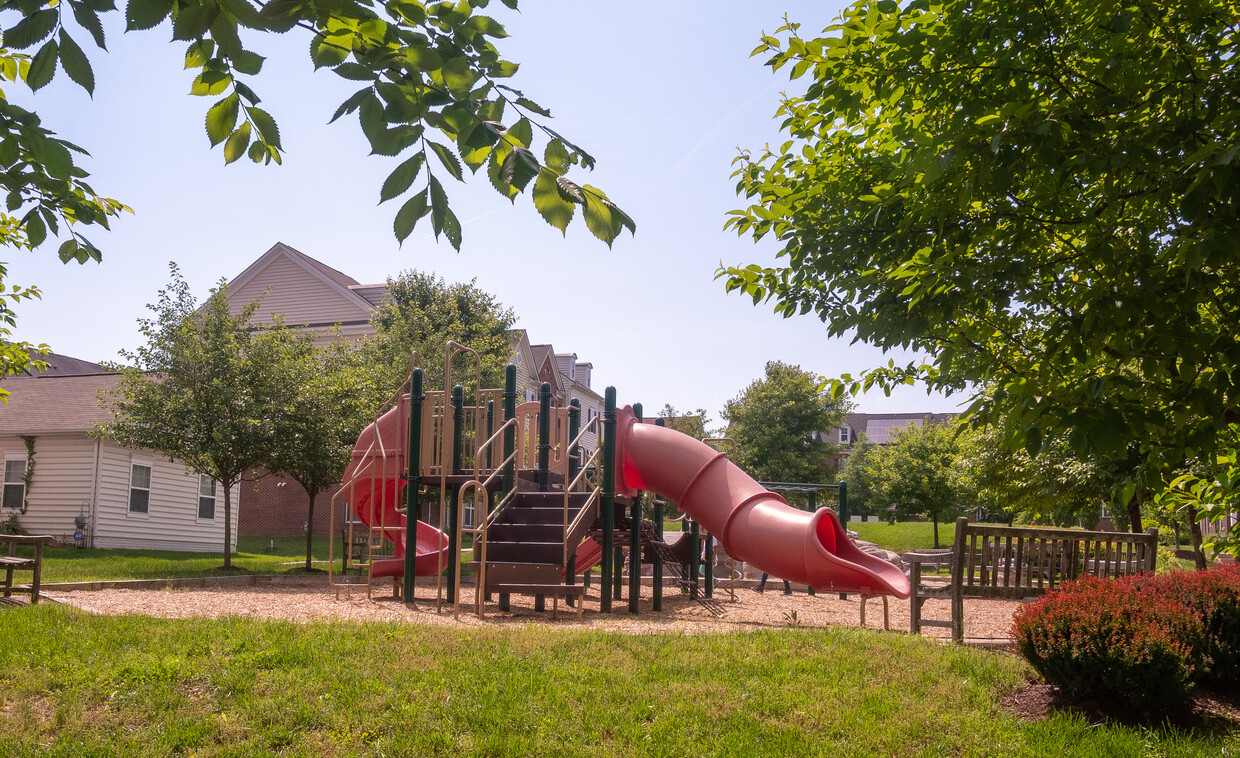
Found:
[447,384,464,603]
[499,366,516,613]
[652,418,664,611]
[537,382,552,492]
[838,481,848,601]
[600,387,617,612]
[704,531,714,599]
[629,403,643,613]
[688,520,700,599]
[566,399,581,605]
[403,368,424,603]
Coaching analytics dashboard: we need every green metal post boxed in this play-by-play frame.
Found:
[806,489,816,596]
[537,382,552,492]
[499,366,516,613]
[688,520,700,599]
[629,403,643,613]
[566,400,581,606]
[451,385,465,475]
[652,418,664,611]
[600,387,617,612]
[704,531,714,599]
[614,546,624,600]
[403,369,424,603]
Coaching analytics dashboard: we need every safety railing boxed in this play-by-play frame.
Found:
[562,417,603,573]
[451,418,521,618]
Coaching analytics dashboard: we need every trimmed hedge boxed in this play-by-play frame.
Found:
[1011,564,1240,712]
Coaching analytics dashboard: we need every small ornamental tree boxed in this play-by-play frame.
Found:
[869,419,968,547]
[99,266,302,569]
[271,337,384,571]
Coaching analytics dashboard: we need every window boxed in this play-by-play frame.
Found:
[198,475,216,520]
[838,425,851,444]
[3,459,26,510]
[129,463,151,514]
[463,500,474,528]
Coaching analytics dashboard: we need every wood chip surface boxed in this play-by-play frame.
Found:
[44,579,1023,643]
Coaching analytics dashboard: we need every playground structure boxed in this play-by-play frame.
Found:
[330,343,910,618]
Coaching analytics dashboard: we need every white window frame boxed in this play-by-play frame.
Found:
[128,460,152,517]
[3,457,26,510]
[838,425,851,444]
[197,475,217,521]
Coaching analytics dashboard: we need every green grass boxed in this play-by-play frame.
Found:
[850,521,957,553]
[1,605,1234,757]
[21,536,346,584]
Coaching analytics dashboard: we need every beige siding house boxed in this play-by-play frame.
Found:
[0,372,238,551]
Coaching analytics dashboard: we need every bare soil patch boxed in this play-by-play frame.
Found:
[1003,681,1240,730]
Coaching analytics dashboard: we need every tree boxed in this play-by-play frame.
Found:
[868,420,969,548]
[99,265,302,569]
[839,433,877,517]
[0,0,631,393]
[721,1,1240,531]
[365,269,516,394]
[655,403,712,441]
[271,336,383,571]
[721,361,847,491]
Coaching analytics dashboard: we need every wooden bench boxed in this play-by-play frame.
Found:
[910,518,1158,643]
[0,534,54,606]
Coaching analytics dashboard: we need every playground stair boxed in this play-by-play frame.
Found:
[469,491,596,605]
[640,520,728,618]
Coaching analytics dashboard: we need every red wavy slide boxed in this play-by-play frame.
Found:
[341,402,450,580]
[614,405,910,599]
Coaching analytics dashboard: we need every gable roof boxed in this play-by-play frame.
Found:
[226,242,377,325]
[0,374,123,434]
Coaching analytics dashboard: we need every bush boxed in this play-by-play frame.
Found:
[1012,566,1240,712]
[0,514,27,535]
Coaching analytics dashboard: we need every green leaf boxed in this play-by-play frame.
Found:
[205,93,240,146]
[223,121,251,163]
[248,107,281,148]
[428,141,463,181]
[216,0,265,29]
[190,71,233,96]
[438,54,474,93]
[23,211,46,248]
[393,188,429,242]
[532,169,573,234]
[464,15,506,37]
[125,0,175,31]
[171,2,219,41]
[543,139,570,173]
[330,87,372,124]
[5,10,58,50]
[379,152,425,203]
[73,4,107,50]
[257,0,300,32]
[247,139,266,163]
[184,39,213,69]
[332,62,373,82]
[500,147,538,191]
[310,34,349,69]
[505,117,533,149]
[231,50,264,76]
[26,39,58,91]
[368,124,422,156]
[57,30,95,95]
[581,184,620,247]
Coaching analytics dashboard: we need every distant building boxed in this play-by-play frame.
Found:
[828,412,959,454]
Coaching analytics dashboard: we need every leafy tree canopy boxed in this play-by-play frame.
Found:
[655,403,712,441]
[721,360,847,486]
[98,265,305,568]
[365,268,516,394]
[721,0,1240,509]
[866,419,969,547]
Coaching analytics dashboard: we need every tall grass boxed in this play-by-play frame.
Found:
[0,605,1234,757]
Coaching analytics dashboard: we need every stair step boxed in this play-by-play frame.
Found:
[469,561,562,585]
[499,506,570,525]
[489,523,564,542]
[485,541,564,564]
[514,492,593,507]
[489,583,586,597]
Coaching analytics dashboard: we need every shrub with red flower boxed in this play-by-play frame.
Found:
[1011,564,1240,712]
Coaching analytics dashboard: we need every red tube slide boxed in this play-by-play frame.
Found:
[614,406,910,599]
[341,401,450,579]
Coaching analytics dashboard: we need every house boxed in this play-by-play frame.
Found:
[224,243,607,537]
[0,362,238,552]
[830,412,960,451]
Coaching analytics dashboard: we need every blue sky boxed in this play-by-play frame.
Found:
[5,1,964,421]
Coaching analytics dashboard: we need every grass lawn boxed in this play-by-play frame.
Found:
[21,536,346,584]
[850,521,956,553]
[1,605,1234,757]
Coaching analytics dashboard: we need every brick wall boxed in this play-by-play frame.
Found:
[237,470,347,537]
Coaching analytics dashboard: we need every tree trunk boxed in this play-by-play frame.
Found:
[1127,497,1143,533]
[932,516,940,549]
[1186,504,1209,570]
[223,480,233,570]
[305,486,318,571]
